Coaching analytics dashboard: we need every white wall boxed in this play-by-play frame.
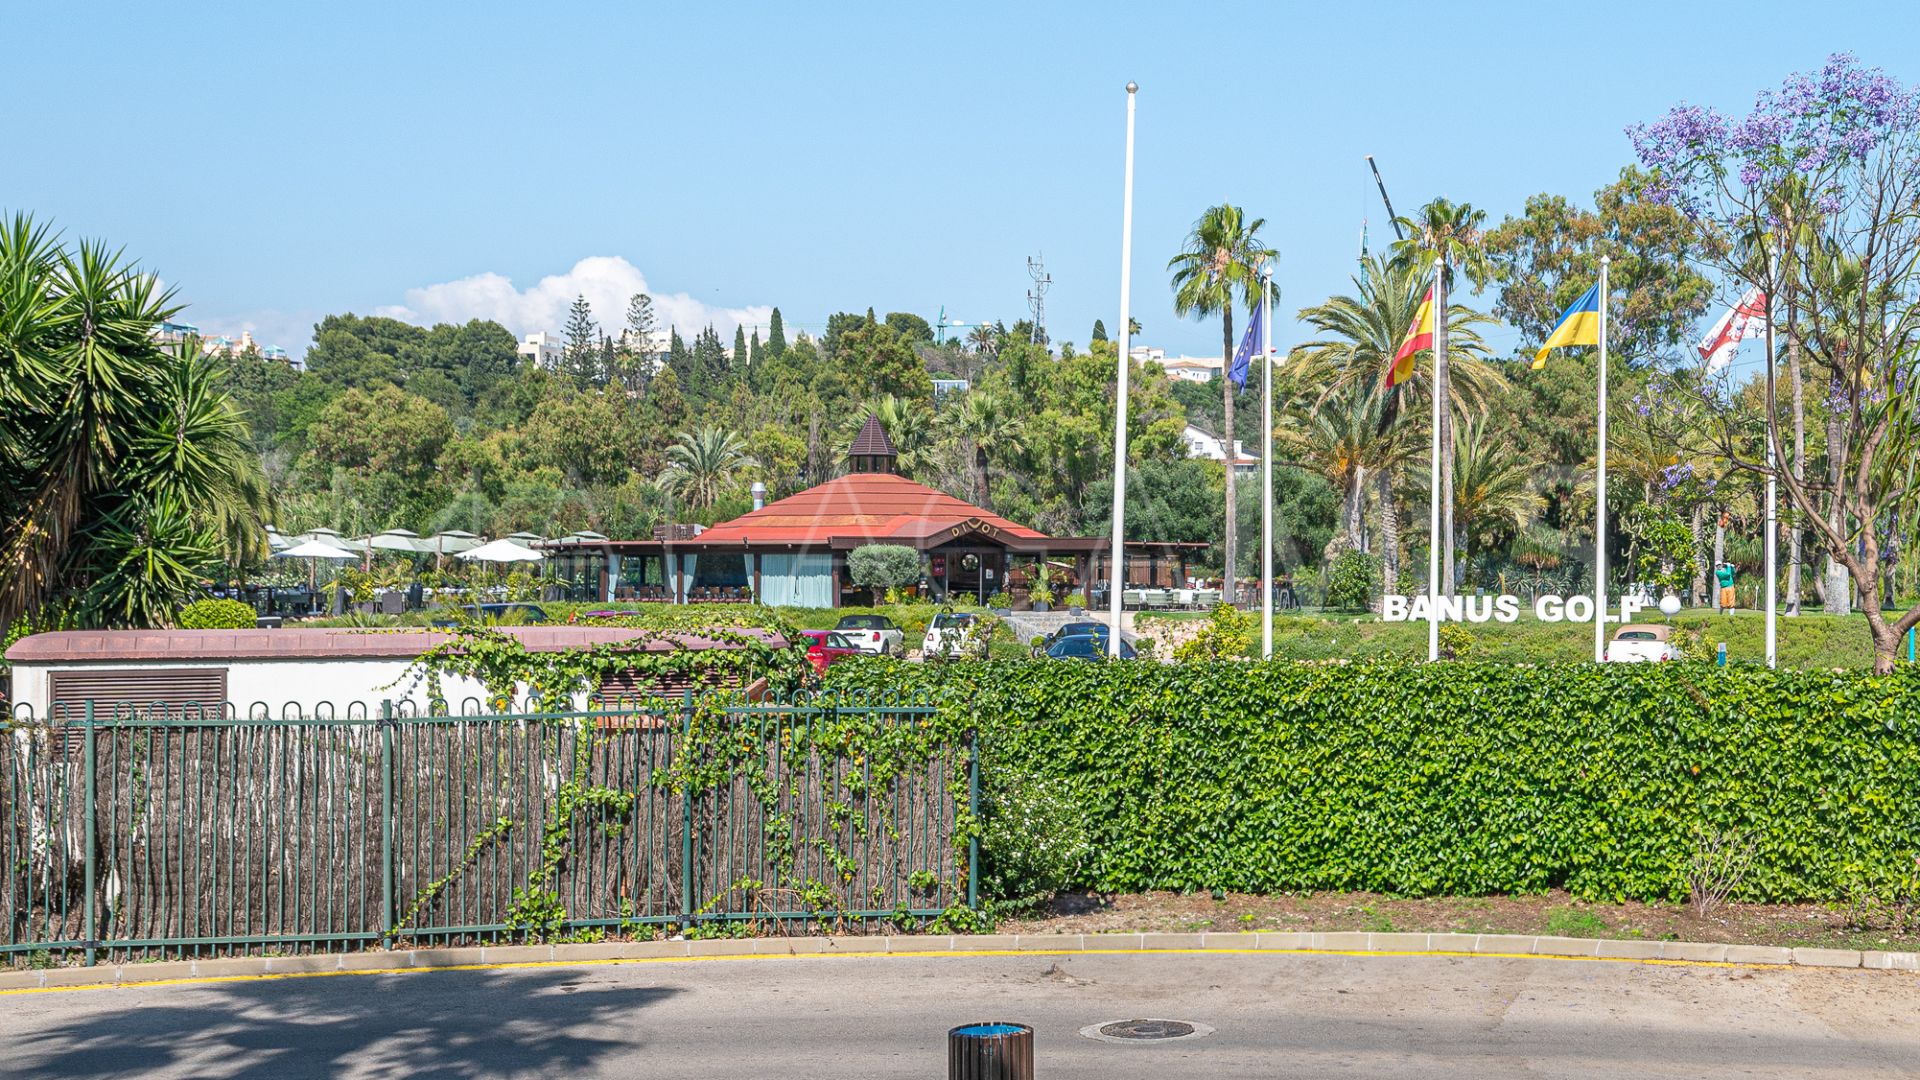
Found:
[9,658,591,720]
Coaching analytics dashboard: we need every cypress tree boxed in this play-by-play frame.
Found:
[667,327,693,398]
[1092,318,1108,342]
[732,324,750,375]
[767,308,787,357]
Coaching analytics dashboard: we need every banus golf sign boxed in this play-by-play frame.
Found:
[1380,593,1652,624]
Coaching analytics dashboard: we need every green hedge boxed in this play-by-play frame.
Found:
[829,660,1920,903]
[176,598,258,629]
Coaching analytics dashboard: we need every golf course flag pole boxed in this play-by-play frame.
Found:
[1428,262,1446,662]
[1106,81,1138,659]
[1534,265,1611,661]
[1763,246,1780,668]
[1594,256,1610,664]
[1260,262,1275,659]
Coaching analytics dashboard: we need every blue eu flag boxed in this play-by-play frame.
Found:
[1229,299,1264,389]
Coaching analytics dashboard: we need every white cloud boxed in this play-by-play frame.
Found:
[376,256,772,342]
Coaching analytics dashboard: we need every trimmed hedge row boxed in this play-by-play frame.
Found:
[831,660,1920,902]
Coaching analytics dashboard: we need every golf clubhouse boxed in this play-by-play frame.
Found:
[541,416,1205,608]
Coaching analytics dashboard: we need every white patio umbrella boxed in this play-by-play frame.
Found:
[265,525,294,552]
[352,529,430,557]
[273,539,357,601]
[275,540,359,560]
[295,527,358,552]
[457,538,547,563]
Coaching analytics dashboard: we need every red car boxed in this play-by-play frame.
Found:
[800,630,863,676]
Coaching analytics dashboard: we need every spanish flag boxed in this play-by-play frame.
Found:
[1386,285,1435,389]
[1532,284,1601,369]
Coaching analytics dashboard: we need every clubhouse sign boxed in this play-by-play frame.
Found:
[1381,593,1650,624]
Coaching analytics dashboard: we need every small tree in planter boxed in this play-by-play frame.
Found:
[848,544,921,604]
[1028,562,1054,611]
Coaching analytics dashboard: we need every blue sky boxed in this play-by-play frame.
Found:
[6,2,1915,363]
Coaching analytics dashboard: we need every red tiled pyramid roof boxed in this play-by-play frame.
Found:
[695,472,1046,546]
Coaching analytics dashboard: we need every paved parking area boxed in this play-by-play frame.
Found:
[4,951,1916,1078]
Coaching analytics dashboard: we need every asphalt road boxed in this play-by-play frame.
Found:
[4,951,1916,1078]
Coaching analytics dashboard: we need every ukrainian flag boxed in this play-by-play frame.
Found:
[1532,283,1601,369]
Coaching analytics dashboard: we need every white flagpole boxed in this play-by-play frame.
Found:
[1106,82,1138,659]
[1260,264,1275,659]
[1594,256,1610,663]
[1764,248,1779,667]
[1428,263,1444,662]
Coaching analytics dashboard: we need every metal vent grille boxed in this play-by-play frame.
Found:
[48,667,230,723]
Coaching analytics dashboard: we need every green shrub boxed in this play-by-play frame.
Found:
[1173,603,1254,661]
[848,544,922,595]
[977,763,1091,911]
[1327,550,1381,611]
[830,659,1920,904]
[176,598,258,629]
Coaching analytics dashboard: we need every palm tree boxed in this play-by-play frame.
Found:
[1168,204,1275,598]
[138,342,275,567]
[1279,385,1418,557]
[965,323,1000,357]
[0,215,269,628]
[1446,416,1543,563]
[660,426,749,510]
[945,390,1025,510]
[1289,255,1506,591]
[1390,198,1493,593]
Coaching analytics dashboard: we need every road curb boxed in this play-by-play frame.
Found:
[2,931,1910,994]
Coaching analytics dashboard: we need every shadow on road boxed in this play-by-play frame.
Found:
[10,967,676,1078]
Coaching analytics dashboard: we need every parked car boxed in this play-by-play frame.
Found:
[1045,632,1136,661]
[1605,623,1677,662]
[832,614,905,656]
[1031,620,1111,657]
[800,629,863,675]
[921,611,982,659]
[433,603,550,627]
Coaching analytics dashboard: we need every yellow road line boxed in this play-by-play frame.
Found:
[0,946,1795,997]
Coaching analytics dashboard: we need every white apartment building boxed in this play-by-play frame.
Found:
[1131,345,1223,383]
[1182,423,1257,474]
[517,331,564,371]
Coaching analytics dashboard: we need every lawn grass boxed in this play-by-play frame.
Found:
[1139,607,1902,669]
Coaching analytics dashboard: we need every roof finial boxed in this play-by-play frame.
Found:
[847,413,899,475]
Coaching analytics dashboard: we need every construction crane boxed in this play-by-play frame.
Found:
[1366,155,1415,429]
[1366,155,1406,244]
[934,306,983,346]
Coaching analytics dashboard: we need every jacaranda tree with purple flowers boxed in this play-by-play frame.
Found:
[1630,53,1920,672]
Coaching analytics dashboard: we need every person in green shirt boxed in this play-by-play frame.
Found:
[1715,562,1737,614]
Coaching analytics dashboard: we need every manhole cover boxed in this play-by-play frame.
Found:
[1080,1018,1215,1044]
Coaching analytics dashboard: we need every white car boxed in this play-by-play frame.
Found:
[921,611,982,659]
[832,614,905,656]
[1605,624,1678,662]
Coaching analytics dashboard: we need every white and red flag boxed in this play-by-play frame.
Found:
[1697,287,1770,373]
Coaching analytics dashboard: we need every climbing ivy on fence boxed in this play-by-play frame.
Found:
[826,658,1920,904]
[379,624,972,941]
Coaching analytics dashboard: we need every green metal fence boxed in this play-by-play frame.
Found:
[1,692,972,967]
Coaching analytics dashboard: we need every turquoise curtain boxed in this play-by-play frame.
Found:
[758,553,835,608]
